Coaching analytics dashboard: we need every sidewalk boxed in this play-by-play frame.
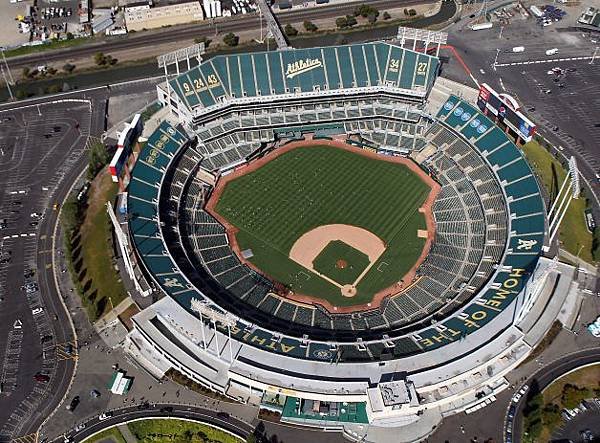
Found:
[559,248,598,276]
[118,424,138,443]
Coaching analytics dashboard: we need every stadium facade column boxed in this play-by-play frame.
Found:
[213,318,220,356]
[199,310,207,349]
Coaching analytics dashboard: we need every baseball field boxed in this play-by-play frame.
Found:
[213,144,432,307]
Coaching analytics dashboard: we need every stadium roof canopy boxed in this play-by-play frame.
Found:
[168,42,440,112]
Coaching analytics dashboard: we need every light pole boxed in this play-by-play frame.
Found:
[590,46,599,65]
[0,62,13,101]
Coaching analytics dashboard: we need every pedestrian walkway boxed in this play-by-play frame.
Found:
[118,424,138,443]
[559,248,597,276]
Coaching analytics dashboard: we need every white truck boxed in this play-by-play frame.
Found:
[545,48,559,56]
[471,22,493,30]
[530,5,544,17]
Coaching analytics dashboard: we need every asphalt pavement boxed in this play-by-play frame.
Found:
[0,101,95,441]
[509,348,600,442]
[56,403,254,443]
[0,79,158,441]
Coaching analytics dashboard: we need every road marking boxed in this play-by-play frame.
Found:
[13,320,22,329]
[496,56,594,67]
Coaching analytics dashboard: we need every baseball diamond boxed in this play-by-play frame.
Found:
[312,240,371,287]
[210,143,434,307]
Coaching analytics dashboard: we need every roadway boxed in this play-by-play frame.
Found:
[0,81,152,441]
[53,403,254,442]
[508,348,600,442]
[0,101,97,441]
[6,0,430,69]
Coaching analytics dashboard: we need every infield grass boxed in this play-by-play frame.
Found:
[313,240,371,285]
[215,146,430,306]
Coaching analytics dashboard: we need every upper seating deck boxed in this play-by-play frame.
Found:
[169,42,440,113]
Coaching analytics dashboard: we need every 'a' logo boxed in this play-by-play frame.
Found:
[517,239,538,250]
[164,277,184,288]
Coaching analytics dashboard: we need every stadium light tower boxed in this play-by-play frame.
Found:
[106,202,151,296]
[190,298,237,363]
[396,27,447,57]
[546,156,580,248]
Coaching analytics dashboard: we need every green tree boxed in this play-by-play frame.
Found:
[408,8,417,16]
[223,32,239,46]
[60,195,82,241]
[284,23,298,36]
[335,16,348,29]
[46,84,62,94]
[562,384,591,409]
[63,63,76,73]
[354,4,379,18]
[367,12,377,24]
[383,11,391,20]
[87,141,111,180]
[66,32,74,40]
[592,227,600,261]
[15,89,27,100]
[303,20,318,32]
[541,403,562,428]
[193,36,211,48]
[246,434,257,443]
[346,15,357,27]
[22,67,30,78]
[94,52,107,65]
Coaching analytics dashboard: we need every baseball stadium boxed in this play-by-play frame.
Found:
[118,36,566,440]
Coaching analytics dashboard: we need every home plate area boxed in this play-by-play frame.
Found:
[289,225,386,298]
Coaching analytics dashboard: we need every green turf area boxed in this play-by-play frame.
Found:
[312,240,371,285]
[521,141,594,263]
[78,173,127,319]
[215,146,430,306]
[82,427,127,443]
[127,418,242,442]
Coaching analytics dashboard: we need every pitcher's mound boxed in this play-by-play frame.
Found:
[336,259,348,269]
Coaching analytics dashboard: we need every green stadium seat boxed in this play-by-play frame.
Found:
[398,50,417,90]
[226,56,243,98]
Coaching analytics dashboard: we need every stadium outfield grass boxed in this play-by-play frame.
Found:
[215,146,430,306]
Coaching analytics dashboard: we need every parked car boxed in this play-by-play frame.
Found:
[66,396,80,412]
[34,373,50,382]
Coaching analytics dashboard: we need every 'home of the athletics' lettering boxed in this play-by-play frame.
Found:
[228,325,297,354]
[417,268,526,348]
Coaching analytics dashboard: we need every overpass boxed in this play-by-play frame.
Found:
[256,0,290,49]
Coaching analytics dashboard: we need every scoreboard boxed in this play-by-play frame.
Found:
[476,83,536,142]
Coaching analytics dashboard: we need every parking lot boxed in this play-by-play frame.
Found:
[551,400,600,442]
[0,101,92,441]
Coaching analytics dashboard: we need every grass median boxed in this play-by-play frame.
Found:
[65,172,127,321]
[128,419,243,443]
[82,427,127,443]
[521,140,594,263]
